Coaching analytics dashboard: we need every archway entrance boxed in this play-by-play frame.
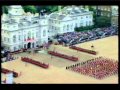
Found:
[27,42,31,49]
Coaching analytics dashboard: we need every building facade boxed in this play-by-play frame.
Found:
[2,6,48,52]
[48,6,93,37]
[96,6,112,17]
[1,5,93,52]
[111,6,118,26]
[95,6,118,26]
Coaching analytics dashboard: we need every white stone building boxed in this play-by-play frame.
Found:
[48,6,93,37]
[1,5,93,52]
[1,6,48,51]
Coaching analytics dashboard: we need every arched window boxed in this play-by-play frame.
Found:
[13,35,16,43]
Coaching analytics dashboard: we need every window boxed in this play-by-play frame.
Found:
[8,47,9,50]
[14,47,16,51]
[19,45,21,49]
[71,24,73,29]
[86,21,88,26]
[89,15,91,18]
[32,43,34,48]
[13,35,16,43]
[52,26,54,29]
[107,14,110,17]
[8,38,9,43]
[28,31,31,39]
[36,32,38,37]
[32,33,34,39]
[24,35,26,41]
[19,35,21,41]
[24,44,26,49]
[89,21,91,25]
[67,25,69,31]
[43,30,46,37]
[36,41,39,45]
[44,21,45,24]
[81,23,83,26]
[4,37,6,41]
[63,25,66,30]
[75,23,77,27]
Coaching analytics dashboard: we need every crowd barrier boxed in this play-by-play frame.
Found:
[70,46,97,55]
[21,57,49,69]
[48,51,78,61]
[2,68,18,78]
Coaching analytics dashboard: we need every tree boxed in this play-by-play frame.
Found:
[23,6,37,14]
[2,6,8,14]
[35,6,65,13]
[95,16,111,28]
[75,25,95,32]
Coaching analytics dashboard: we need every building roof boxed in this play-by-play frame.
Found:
[62,6,91,16]
[49,13,66,20]
[10,5,23,9]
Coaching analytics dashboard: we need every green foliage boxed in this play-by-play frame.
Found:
[23,6,37,14]
[95,16,111,28]
[2,5,65,15]
[75,25,95,32]
[36,6,65,13]
[2,6,8,14]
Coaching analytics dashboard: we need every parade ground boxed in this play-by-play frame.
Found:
[1,36,118,84]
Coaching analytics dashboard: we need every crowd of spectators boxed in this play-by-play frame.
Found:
[55,26,118,46]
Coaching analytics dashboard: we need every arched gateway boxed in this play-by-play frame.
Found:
[27,42,31,49]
